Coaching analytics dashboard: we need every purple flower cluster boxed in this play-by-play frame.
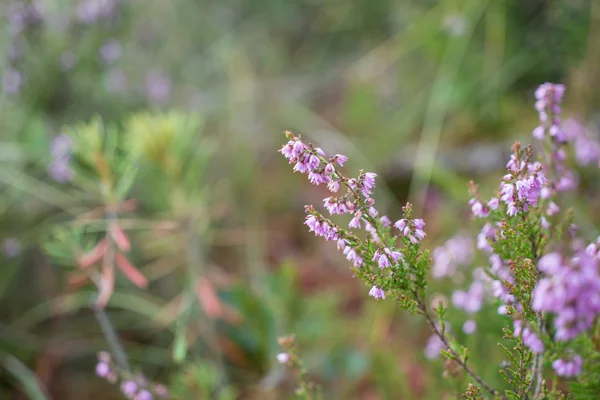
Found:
[468,197,498,218]
[532,83,566,142]
[280,131,427,301]
[477,222,498,254]
[431,234,474,278]
[77,0,118,23]
[532,251,600,342]
[368,286,386,300]
[48,134,74,182]
[530,84,581,194]
[99,39,122,65]
[564,118,600,167]
[145,70,171,104]
[500,159,547,217]
[394,218,426,244]
[462,319,477,334]
[460,84,600,366]
[513,320,544,354]
[2,68,22,95]
[8,1,44,35]
[424,333,445,359]
[95,351,168,399]
[452,281,484,314]
[424,321,452,359]
[552,355,583,377]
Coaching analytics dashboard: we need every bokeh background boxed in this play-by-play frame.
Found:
[1,0,599,399]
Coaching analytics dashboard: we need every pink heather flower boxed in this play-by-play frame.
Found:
[500,181,514,201]
[134,390,153,400]
[541,217,550,230]
[507,204,518,216]
[492,280,515,304]
[327,179,340,192]
[552,355,583,377]
[424,333,445,359]
[347,178,357,189]
[364,172,376,186]
[532,125,545,140]
[533,251,600,342]
[534,83,566,142]
[334,154,348,166]
[377,253,391,268]
[305,215,335,239]
[462,320,477,335]
[368,286,385,300]
[431,235,474,279]
[564,119,600,166]
[50,134,72,158]
[532,278,566,312]
[349,212,362,229]
[154,385,168,399]
[384,248,403,263]
[506,154,523,172]
[469,199,489,218]
[490,254,510,280]
[452,282,484,313]
[121,380,138,398]
[2,68,22,94]
[477,223,496,253]
[547,202,559,216]
[277,352,290,364]
[394,219,406,231]
[524,335,544,354]
[537,252,562,275]
[521,327,544,354]
[145,70,171,104]
[488,197,499,210]
[555,170,579,192]
[380,215,391,227]
[586,238,600,256]
[395,218,426,243]
[364,222,380,242]
[323,197,348,215]
[48,160,74,183]
[368,207,378,217]
[308,171,327,185]
[48,134,74,183]
[95,361,110,378]
[344,247,363,267]
[99,39,121,64]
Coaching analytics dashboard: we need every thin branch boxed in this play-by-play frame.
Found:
[92,304,130,372]
[419,300,501,398]
[90,207,130,372]
[532,317,545,399]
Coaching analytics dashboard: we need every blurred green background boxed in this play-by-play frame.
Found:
[0,0,599,399]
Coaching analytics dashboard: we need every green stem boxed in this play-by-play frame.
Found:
[93,303,130,372]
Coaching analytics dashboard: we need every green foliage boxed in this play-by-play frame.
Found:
[168,362,237,400]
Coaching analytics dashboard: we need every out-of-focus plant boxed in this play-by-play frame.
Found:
[279,83,600,399]
[40,111,219,399]
[276,334,322,400]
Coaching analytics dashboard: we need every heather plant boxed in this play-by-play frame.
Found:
[279,83,600,399]
[0,1,598,399]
